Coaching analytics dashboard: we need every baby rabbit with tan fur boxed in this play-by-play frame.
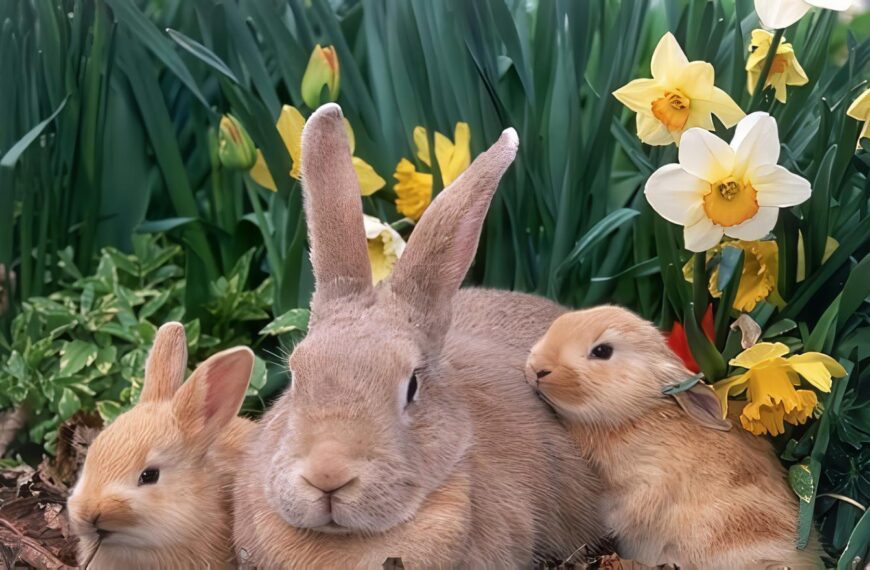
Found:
[68,322,255,569]
[526,306,822,570]
[232,103,604,568]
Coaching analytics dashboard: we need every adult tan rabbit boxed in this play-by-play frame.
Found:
[233,103,604,568]
[68,322,256,569]
[525,306,823,570]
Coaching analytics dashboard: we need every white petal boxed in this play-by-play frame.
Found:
[684,217,724,252]
[751,164,812,207]
[644,164,709,225]
[679,129,735,183]
[651,33,689,83]
[805,0,852,10]
[731,112,780,179]
[724,207,779,241]
[754,0,812,28]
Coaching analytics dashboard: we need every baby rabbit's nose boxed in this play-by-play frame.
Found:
[301,472,356,495]
[300,442,358,495]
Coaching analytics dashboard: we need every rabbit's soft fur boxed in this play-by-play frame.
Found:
[525,306,823,570]
[68,323,255,569]
[233,103,604,568]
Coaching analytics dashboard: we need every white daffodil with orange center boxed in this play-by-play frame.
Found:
[362,215,406,285]
[746,30,808,103]
[645,112,811,252]
[754,0,853,30]
[613,32,744,145]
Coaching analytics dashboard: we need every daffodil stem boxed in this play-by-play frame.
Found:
[692,252,707,324]
[748,28,785,111]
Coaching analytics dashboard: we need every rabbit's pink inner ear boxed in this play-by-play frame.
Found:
[300,103,373,306]
[671,383,732,432]
[140,322,188,403]
[391,128,519,312]
[172,347,254,439]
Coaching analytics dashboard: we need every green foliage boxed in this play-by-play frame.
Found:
[0,235,273,456]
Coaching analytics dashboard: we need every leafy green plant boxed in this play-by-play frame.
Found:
[0,235,274,457]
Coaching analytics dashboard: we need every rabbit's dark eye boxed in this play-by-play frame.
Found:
[138,468,159,486]
[406,373,418,405]
[590,343,614,360]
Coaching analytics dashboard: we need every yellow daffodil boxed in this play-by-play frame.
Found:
[301,44,340,109]
[746,30,808,103]
[713,342,847,436]
[847,88,870,144]
[363,214,406,285]
[613,33,744,146]
[754,0,853,30]
[249,105,385,195]
[645,112,811,252]
[393,122,471,221]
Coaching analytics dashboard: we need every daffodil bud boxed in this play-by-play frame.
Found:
[218,114,256,170]
[301,44,340,109]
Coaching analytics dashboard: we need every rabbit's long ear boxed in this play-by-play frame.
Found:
[391,128,519,314]
[301,103,372,307]
[141,322,188,403]
[172,347,254,443]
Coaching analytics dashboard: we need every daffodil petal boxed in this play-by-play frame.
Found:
[713,374,750,417]
[731,112,780,179]
[787,353,847,389]
[673,61,715,100]
[754,0,812,29]
[651,32,689,83]
[644,164,708,225]
[277,105,305,179]
[413,126,432,168]
[443,123,471,185]
[353,157,386,196]
[707,87,746,128]
[805,0,852,9]
[751,164,812,207]
[730,342,790,369]
[684,215,724,252]
[636,113,675,146]
[724,206,778,241]
[613,78,663,115]
[846,89,870,120]
[249,150,278,192]
[679,128,736,183]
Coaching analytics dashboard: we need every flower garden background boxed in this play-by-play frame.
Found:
[1,0,869,566]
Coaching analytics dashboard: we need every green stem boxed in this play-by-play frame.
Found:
[747,28,785,111]
[692,252,707,324]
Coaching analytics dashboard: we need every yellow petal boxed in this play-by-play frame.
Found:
[705,87,745,128]
[730,342,790,369]
[343,118,356,154]
[393,158,433,221]
[673,61,714,100]
[413,126,433,168]
[442,122,471,185]
[846,88,870,121]
[613,78,663,115]
[712,373,750,418]
[353,157,386,196]
[636,113,675,146]
[650,32,689,84]
[249,150,278,192]
[277,105,305,179]
[786,352,847,392]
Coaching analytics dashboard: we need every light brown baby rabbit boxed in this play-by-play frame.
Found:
[68,322,256,569]
[232,103,604,568]
[525,306,822,570]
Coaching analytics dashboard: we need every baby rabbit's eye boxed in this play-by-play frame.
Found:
[406,373,418,405]
[590,343,614,360]
[138,468,160,486]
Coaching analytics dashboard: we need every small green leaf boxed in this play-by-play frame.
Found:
[57,388,82,420]
[662,372,704,395]
[97,400,125,424]
[59,340,99,376]
[789,459,814,504]
[260,308,310,336]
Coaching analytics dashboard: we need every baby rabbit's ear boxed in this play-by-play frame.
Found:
[140,322,188,403]
[300,103,372,309]
[391,128,519,315]
[670,383,732,432]
[172,347,254,442]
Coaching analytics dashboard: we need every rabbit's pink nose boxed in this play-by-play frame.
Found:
[300,442,357,495]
